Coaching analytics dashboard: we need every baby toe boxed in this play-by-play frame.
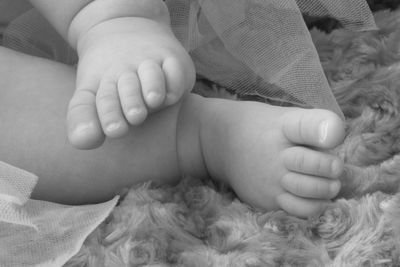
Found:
[282,147,344,179]
[137,60,166,109]
[118,73,148,125]
[282,109,345,149]
[67,89,105,149]
[277,193,330,218]
[281,172,341,199]
[96,79,129,138]
[162,57,187,106]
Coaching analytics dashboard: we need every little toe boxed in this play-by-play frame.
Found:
[282,147,344,179]
[118,73,148,125]
[137,60,166,109]
[162,57,186,106]
[277,193,330,218]
[282,109,345,149]
[96,79,129,138]
[67,89,105,149]
[281,172,341,199]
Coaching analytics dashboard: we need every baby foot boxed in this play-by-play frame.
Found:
[67,17,195,149]
[200,99,346,218]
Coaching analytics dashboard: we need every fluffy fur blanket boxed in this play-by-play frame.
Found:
[66,7,400,267]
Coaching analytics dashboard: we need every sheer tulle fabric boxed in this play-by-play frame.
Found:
[4,0,376,116]
[0,162,118,266]
[166,0,376,117]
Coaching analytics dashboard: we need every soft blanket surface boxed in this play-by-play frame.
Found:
[67,8,400,267]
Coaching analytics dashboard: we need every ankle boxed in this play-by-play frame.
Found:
[197,97,237,184]
[176,93,210,180]
[75,16,173,56]
[69,0,170,48]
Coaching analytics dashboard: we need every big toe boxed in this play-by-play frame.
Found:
[138,60,166,109]
[282,109,345,149]
[67,90,105,149]
[163,56,195,106]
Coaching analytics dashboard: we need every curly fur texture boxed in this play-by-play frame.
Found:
[66,8,400,267]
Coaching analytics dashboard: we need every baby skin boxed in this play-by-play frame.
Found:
[181,96,345,217]
[2,46,344,218]
[22,0,345,217]
[68,16,195,148]
[29,0,194,149]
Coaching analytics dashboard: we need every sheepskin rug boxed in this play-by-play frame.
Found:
[66,8,400,267]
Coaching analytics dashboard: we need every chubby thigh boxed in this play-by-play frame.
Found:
[0,47,181,204]
[0,46,88,202]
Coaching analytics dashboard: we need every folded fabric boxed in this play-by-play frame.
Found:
[166,0,377,118]
[0,161,118,267]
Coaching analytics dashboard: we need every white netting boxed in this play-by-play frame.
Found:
[167,0,377,117]
[0,162,118,266]
[3,0,376,117]
[3,8,77,65]
[0,161,37,205]
[296,0,376,30]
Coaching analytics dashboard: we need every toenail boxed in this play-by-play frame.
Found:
[147,92,162,103]
[128,107,143,116]
[74,122,95,135]
[106,122,122,133]
[330,180,341,195]
[127,107,147,123]
[318,120,329,144]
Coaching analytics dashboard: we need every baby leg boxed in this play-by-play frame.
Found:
[0,47,184,204]
[0,46,345,218]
